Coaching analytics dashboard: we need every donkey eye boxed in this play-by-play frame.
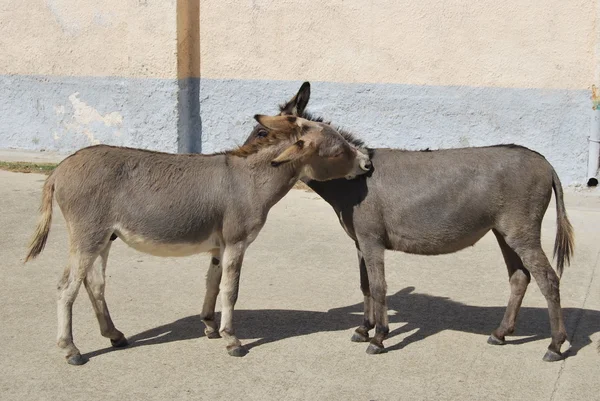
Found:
[257,129,268,138]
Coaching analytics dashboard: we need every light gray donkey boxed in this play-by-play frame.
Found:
[245,83,575,361]
[25,114,372,365]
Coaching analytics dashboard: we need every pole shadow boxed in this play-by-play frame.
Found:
[176,0,201,153]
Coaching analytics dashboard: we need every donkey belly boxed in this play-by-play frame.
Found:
[116,227,220,257]
[387,226,491,255]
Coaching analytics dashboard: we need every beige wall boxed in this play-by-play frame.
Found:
[0,0,177,79]
[2,1,594,89]
[200,0,595,89]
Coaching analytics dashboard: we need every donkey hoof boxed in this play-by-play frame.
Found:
[487,334,505,346]
[110,336,129,348]
[366,343,385,355]
[205,330,221,339]
[542,349,563,362]
[67,353,88,366]
[227,346,248,357]
[351,332,370,343]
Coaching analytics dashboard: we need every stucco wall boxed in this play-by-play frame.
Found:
[0,74,179,152]
[0,0,597,184]
[1,1,177,78]
[200,0,594,89]
[197,0,595,184]
[0,0,180,152]
[199,79,588,185]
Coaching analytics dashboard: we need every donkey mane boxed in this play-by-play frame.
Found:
[229,129,299,158]
[303,112,366,149]
[278,106,367,149]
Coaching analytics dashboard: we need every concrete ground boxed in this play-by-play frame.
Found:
[1,164,600,400]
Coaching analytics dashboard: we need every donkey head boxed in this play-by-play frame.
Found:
[253,114,371,181]
[245,82,312,147]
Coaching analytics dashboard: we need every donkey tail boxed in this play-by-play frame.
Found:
[551,168,574,278]
[24,172,56,262]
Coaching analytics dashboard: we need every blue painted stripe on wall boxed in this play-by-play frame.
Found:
[0,74,180,153]
[0,75,590,184]
[199,79,590,184]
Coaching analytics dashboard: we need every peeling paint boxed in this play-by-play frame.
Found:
[55,92,124,145]
[68,93,123,127]
[0,74,179,154]
[54,105,65,116]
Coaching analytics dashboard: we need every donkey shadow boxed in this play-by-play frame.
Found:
[83,287,600,360]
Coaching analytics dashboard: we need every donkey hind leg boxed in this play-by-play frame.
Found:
[218,243,247,357]
[83,242,128,348]
[359,243,388,355]
[503,233,567,361]
[488,230,531,346]
[351,245,375,343]
[201,248,222,339]
[57,250,98,365]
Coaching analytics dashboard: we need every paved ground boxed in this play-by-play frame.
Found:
[1,164,600,400]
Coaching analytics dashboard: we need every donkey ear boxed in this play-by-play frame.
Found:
[280,82,311,116]
[271,139,314,167]
[254,115,299,131]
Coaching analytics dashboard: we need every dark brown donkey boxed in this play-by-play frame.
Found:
[25,114,371,365]
[244,83,574,361]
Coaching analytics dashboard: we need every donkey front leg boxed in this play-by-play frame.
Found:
[351,244,375,343]
[359,242,388,354]
[218,243,247,357]
[201,248,223,339]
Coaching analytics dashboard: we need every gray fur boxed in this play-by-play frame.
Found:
[25,114,371,364]
[245,83,575,360]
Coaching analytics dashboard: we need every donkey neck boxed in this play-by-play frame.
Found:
[303,176,369,211]
[228,141,302,209]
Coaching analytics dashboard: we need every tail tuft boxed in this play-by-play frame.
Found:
[551,169,574,278]
[25,174,55,262]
